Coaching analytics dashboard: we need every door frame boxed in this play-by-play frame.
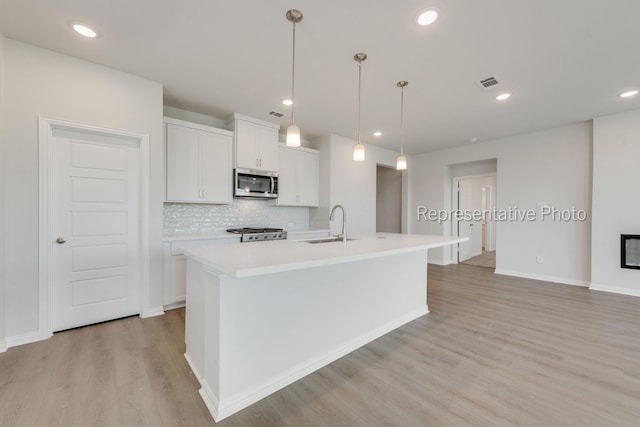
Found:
[38,117,151,339]
[451,173,497,264]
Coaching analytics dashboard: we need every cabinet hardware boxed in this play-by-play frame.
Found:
[56,237,66,244]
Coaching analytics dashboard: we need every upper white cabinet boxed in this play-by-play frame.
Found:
[276,144,319,207]
[165,117,233,204]
[227,114,280,171]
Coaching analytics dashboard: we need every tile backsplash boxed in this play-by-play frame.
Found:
[164,199,310,234]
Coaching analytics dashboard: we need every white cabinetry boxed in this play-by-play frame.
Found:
[165,117,232,204]
[227,114,279,171]
[163,236,240,306]
[276,145,319,207]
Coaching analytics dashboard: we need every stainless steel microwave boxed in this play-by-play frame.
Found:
[234,168,279,199]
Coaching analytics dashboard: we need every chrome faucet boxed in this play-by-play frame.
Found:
[329,204,347,241]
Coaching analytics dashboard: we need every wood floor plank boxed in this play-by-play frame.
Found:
[1,264,639,426]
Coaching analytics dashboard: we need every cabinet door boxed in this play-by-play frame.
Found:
[200,131,232,204]
[299,150,319,207]
[235,120,258,169]
[276,146,297,205]
[256,126,279,171]
[171,255,187,303]
[166,124,200,201]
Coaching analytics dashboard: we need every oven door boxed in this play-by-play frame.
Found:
[234,168,278,199]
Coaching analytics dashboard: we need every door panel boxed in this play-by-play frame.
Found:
[72,276,128,306]
[458,179,484,262]
[71,141,127,170]
[72,212,128,236]
[458,180,474,262]
[52,133,140,331]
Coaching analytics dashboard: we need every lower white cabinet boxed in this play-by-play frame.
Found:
[276,145,319,207]
[170,255,188,303]
[163,237,239,306]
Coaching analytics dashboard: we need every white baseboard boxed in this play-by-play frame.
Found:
[163,301,186,311]
[589,283,640,298]
[494,269,589,287]
[428,259,449,266]
[208,306,429,422]
[184,352,203,384]
[140,306,165,318]
[0,340,7,353]
[199,379,222,421]
[6,331,42,348]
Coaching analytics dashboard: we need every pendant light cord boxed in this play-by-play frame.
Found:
[291,21,296,125]
[357,60,362,144]
[400,85,404,156]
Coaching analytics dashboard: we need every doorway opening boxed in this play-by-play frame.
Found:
[449,159,497,269]
[376,165,402,233]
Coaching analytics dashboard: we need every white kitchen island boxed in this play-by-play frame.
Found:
[180,232,466,421]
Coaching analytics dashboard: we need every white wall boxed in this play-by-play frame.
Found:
[0,34,6,351]
[312,134,405,236]
[591,109,640,296]
[2,38,164,340]
[163,105,227,129]
[409,122,592,286]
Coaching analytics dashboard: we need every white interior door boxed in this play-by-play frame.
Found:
[51,128,140,331]
[457,180,483,262]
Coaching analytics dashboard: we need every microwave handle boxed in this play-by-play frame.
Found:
[270,176,275,194]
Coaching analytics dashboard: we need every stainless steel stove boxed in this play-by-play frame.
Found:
[226,227,288,242]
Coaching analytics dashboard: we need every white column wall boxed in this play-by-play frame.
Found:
[591,109,640,296]
[0,34,6,352]
[2,39,164,341]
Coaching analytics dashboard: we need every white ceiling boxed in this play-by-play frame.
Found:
[1,0,639,154]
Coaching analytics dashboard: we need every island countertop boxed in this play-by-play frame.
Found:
[179,232,468,278]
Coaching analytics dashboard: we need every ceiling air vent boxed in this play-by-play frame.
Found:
[269,111,285,118]
[479,76,500,89]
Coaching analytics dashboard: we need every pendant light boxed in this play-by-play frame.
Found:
[286,9,303,147]
[353,52,367,161]
[396,81,408,170]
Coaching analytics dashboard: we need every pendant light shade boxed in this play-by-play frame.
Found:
[353,143,365,161]
[286,124,300,146]
[396,155,407,170]
[396,81,408,171]
[353,52,367,161]
[286,9,303,147]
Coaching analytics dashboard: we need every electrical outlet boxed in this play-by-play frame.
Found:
[536,255,544,264]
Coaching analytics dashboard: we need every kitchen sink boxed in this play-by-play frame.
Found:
[302,237,357,244]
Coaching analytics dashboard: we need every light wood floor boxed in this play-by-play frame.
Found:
[1,264,639,426]
[461,250,496,269]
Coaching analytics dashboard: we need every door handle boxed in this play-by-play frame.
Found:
[56,237,66,244]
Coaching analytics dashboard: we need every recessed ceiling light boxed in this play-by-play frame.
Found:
[282,99,293,106]
[373,131,382,137]
[496,93,511,101]
[469,137,478,143]
[72,23,97,38]
[416,9,439,26]
[618,90,638,98]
